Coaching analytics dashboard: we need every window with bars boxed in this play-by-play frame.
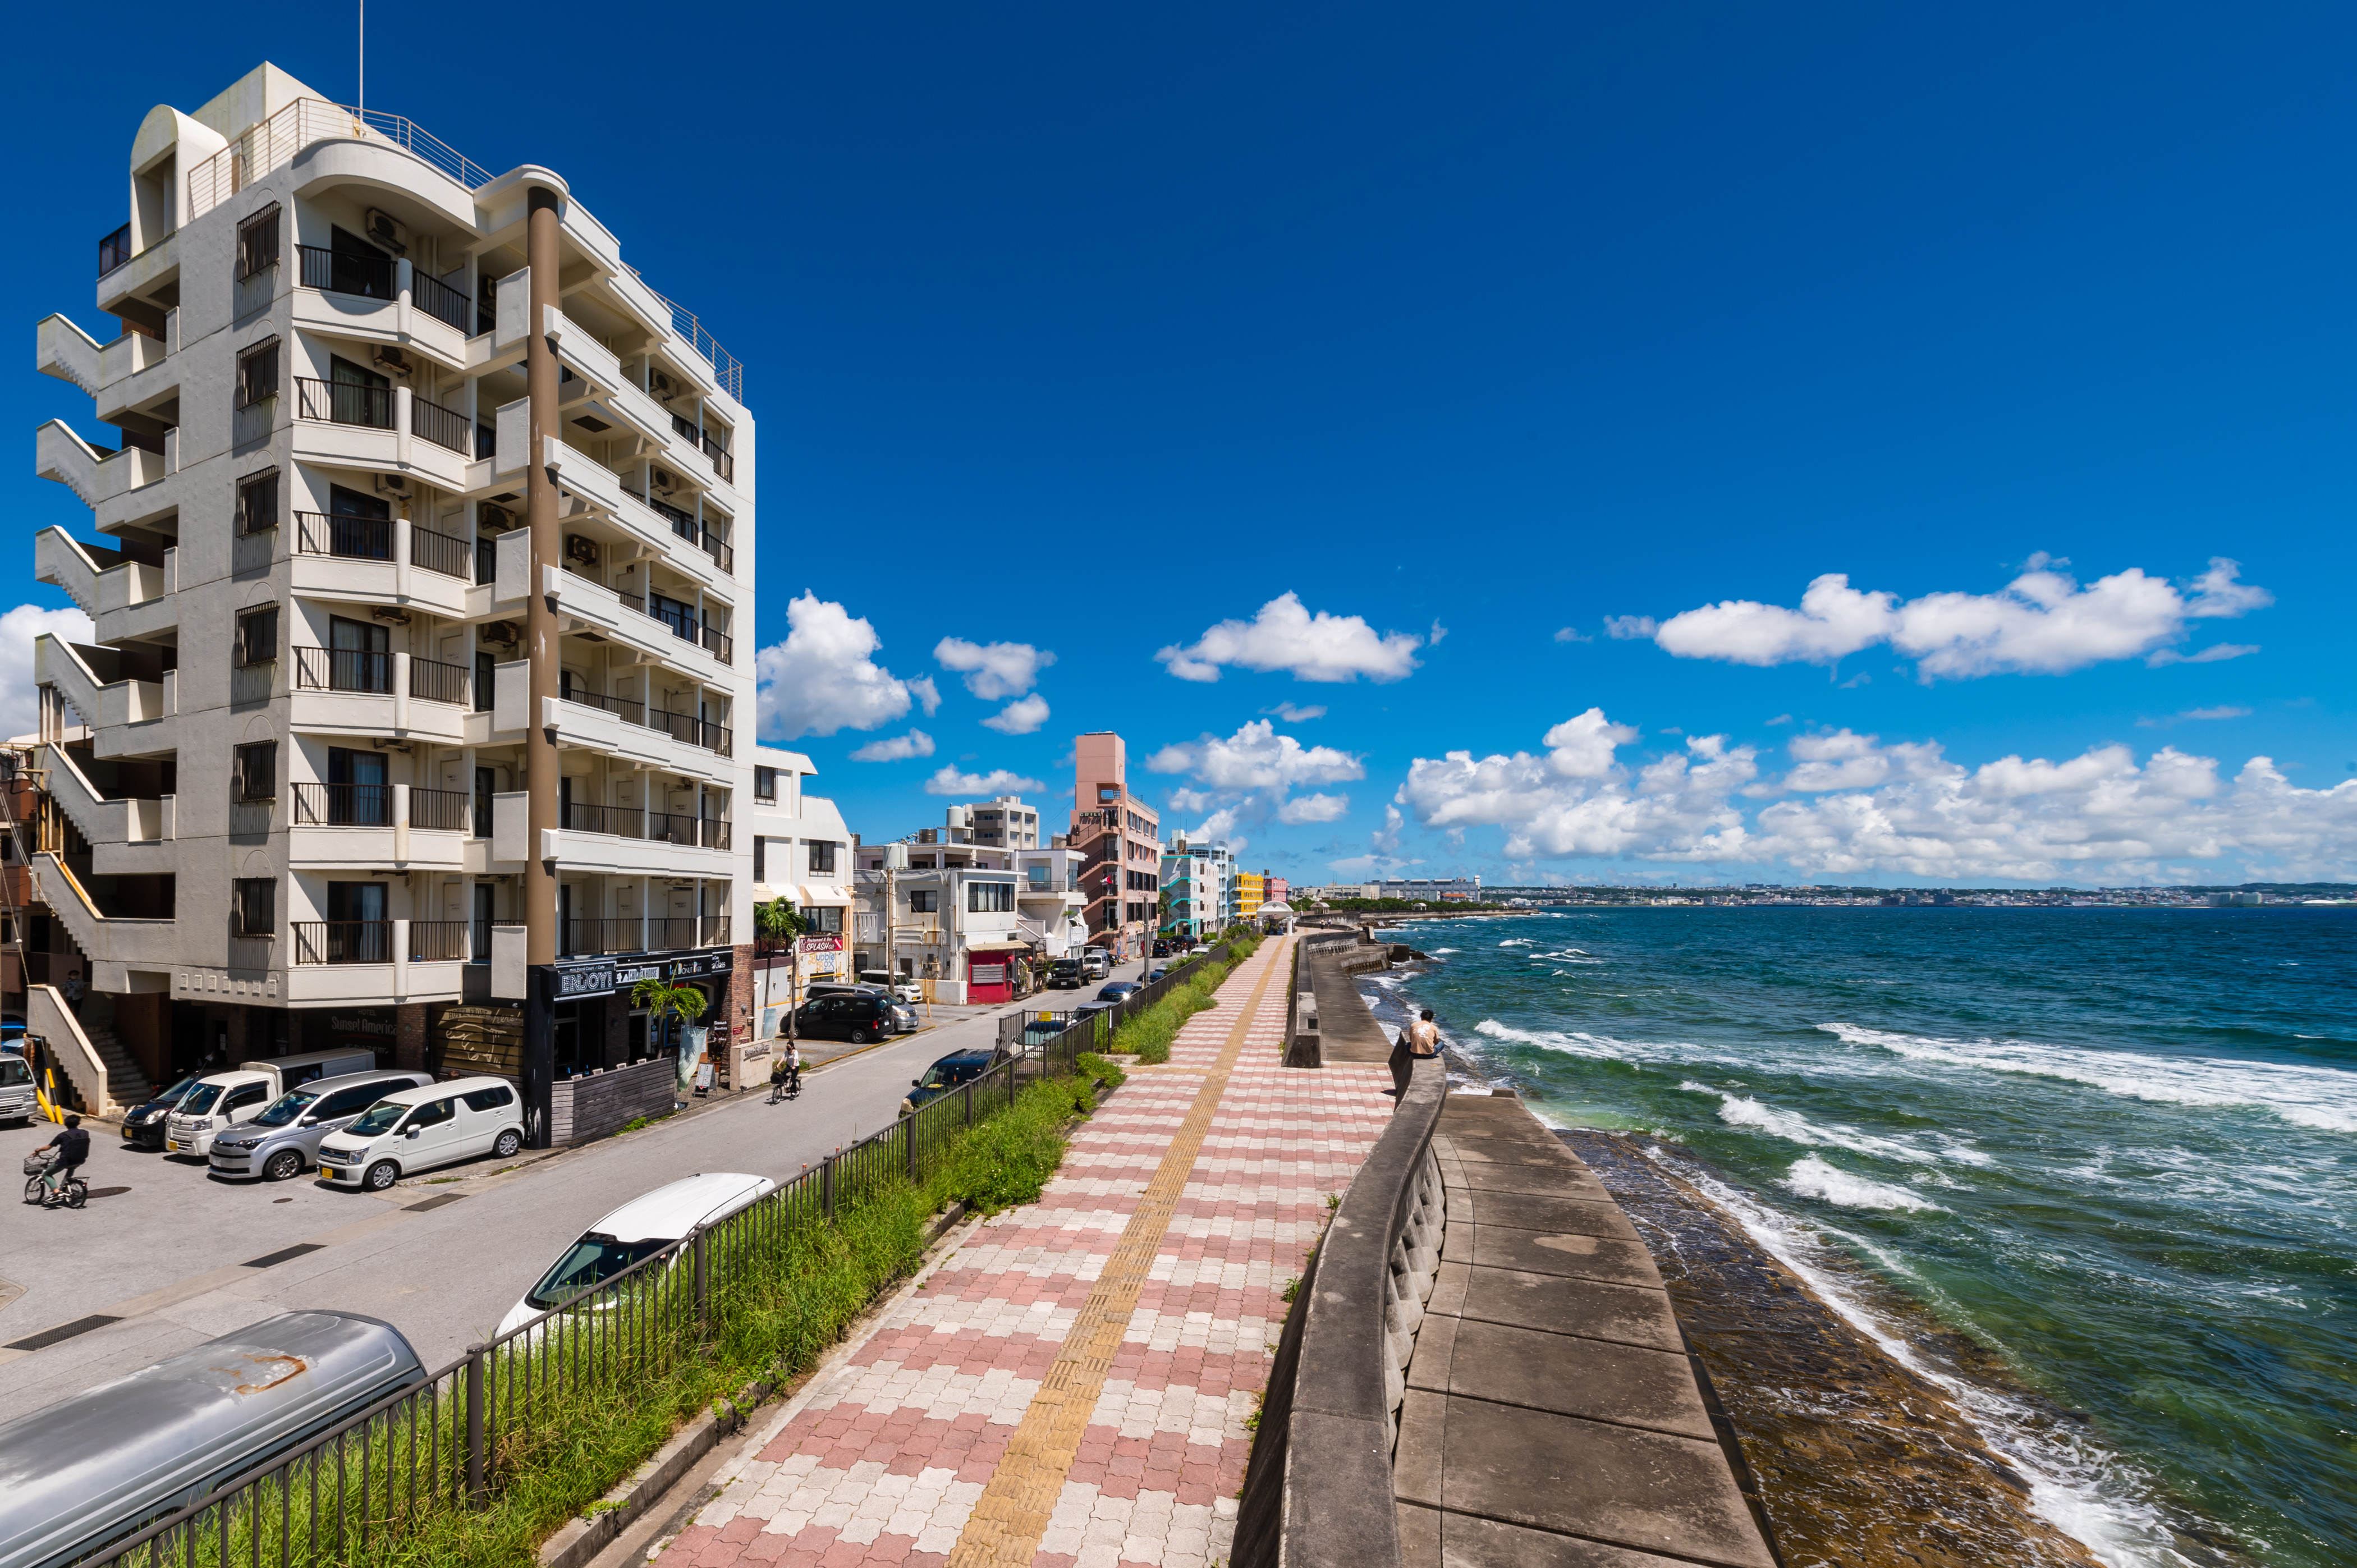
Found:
[236,206,281,279]
[231,742,279,801]
[236,469,279,535]
[234,606,279,667]
[236,340,280,407]
[232,878,276,936]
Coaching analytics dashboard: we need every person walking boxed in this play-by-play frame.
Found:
[1388,1009,1442,1098]
[35,1114,91,1205]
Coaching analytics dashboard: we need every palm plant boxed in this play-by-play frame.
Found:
[632,976,710,1098]
[754,898,807,1042]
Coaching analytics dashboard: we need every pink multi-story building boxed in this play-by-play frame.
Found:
[1070,732,1161,962]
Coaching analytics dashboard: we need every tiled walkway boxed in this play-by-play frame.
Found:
[662,934,1397,1568]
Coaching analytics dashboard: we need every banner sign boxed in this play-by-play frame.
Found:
[972,964,1006,984]
[798,934,844,953]
[546,947,735,1001]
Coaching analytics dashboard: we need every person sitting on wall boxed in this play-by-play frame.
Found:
[1388,1009,1442,1098]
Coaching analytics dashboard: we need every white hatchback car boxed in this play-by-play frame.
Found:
[314,1078,524,1191]
[498,1172,776,1337]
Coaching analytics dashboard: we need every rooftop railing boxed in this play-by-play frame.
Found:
[184,97,744,399]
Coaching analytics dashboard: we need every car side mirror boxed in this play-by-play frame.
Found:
[911,1079,921,1087]
[405,1126,421,1139]
[299,1116,318,1127]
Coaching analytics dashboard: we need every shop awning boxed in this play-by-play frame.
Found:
[793,884,851,907]
[966,939,1035,953]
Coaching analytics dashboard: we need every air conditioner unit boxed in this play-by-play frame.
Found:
[484,620,520,645]
[479,502,516,531]
[364,208,409,255]
[372,345,412,376]
[649,469,677,492]
[375,473,411,496]
[649,370,677,402]
[565,534,599,566]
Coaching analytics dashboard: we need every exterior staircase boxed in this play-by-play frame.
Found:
[76,992,154,1106]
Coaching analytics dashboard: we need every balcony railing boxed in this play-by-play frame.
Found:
[701,625,733,664]
[296,244,394,301]
[292,782,394,827]
[410,786,469,830]
[649,811,702,848]
[701,433,733,483]
[561,800,640,838]
[295,377,393,430]
[556,690,732,757]
[292,646,394,694]
[295,511,392,561]
[410,919,471,961]
[412,396,470,455]
[411,523,473,579]
[410,656,470,706]
[703,914,731,947]
[558,916,722,956]
[562,919,643,957]
[99,223,133,278]
[701,530,734,575]
[701,818,732,851]
[292,921,391,965]
[412,270,471,331]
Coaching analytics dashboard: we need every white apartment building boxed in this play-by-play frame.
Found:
[962,795,1039,850]
[747,747,853,1033]
[28,65,756,1138]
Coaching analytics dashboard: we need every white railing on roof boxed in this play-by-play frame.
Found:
[186,98,744,402]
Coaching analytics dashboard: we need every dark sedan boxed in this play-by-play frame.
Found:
[899,1048,1007,1116]
[120,1074,206,1150]
[1097,981,1144,1003]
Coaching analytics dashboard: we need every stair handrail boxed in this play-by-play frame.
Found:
[26,982,114,1117]
[38,744,120,847]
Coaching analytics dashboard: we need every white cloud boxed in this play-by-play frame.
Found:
[1553,626,1594,644]
[2137,705,2252,728]
[755,594,925,739]
[1278,792,1351,824]
[1645,558,2271,679]
[1395,712,2357,882]
[910,676,941,716]
[1145,720,1364,791]
[924,765,1047,797]
[934,638,1054,702]
[1766,713,1794,726]
[1327,853,1418,876]
[1429,620,1450,647]
[1157,592,1423,683]
[1267,702,1328,722]
[1603,615,1658,640]
[2147,643,2259,667]
[0,603,94,739]
[979,694,1050,735]
[849,730,936,762]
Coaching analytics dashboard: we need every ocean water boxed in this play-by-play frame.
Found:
[1374,907,2356,1568]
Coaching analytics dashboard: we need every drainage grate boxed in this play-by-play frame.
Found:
[404,1193,466,1212]
[4,1313,122,1351]
[241,1244,325,1269]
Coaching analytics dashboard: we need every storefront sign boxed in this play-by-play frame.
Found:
[327,1011,398,1038]
[798,934,844,953]
[972,964,1006,984]
[545,948,734,1001]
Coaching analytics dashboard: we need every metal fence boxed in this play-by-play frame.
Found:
[993,928,1259,1057]
[73,930,1260,1568]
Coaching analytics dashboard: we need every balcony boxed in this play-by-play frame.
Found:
[412,271,471,333]
[292,782,393,827]
[294,646,393,694]
[622,487,733,577]
[295,378,392,430]
[555,688,732,758]
[291,512,473,582]
[561,915,730,957]
[410,657,470,706]
[291,919,471,965]
[297,245,393,301]
[411,395,470,455]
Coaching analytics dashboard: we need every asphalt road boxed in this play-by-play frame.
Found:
[0,960,1152,1416]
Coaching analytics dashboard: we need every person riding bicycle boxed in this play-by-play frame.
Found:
[768,1039,803,1099]
[35,1115,89,1202]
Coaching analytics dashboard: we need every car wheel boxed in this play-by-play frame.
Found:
[364,1160,400,1191]
[492,1129,522,1158]
[263,1149,303,1182]
[849,1027,872,1045]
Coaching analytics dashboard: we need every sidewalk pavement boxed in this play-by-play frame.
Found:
[659,933,1397,1568]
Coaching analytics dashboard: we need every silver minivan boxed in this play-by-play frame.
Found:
[207,1070,432,1182]
[0,1311,423,1568]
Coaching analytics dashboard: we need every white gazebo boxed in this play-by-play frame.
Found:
[1257,900,1296,934]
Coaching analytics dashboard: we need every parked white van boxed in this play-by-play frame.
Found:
[164,1048,381,1157]
[314,1078,524,1192]
[498,1172,775,1337]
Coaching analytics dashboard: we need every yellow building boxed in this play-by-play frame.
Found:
[1236,870,1265,920]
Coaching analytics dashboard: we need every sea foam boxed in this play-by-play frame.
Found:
[1779,1154,1947,1212]
[1678,1081,1989,1168]
[1822,1022,2357,1134]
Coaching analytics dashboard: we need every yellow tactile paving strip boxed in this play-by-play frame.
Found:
[943,937,1291,1568]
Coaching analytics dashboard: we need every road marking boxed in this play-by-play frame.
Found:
[944,937,1290,1568]
[242,1243,325,1269]
[4,1313,123,1352]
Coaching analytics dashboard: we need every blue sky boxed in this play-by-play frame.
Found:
[7,3,2355,886]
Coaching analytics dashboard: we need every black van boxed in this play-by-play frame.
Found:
[791,992,899,1044]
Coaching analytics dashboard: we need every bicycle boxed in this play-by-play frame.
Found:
[766,1062,802,1104]
[21,1154,88,1209]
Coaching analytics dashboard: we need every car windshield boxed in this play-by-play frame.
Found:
[526,1233,672,1309]
[343,1100,409,1138]
[180,1083,226,1116]
[0,1059,27,1087]
[919,1061,973,1090]
[152,1075,201,1104]
[252,1089,319,1128]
